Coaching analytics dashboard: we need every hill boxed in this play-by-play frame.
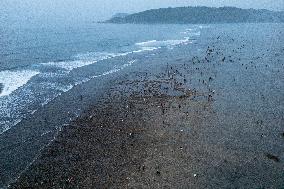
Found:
[106,6,284,24]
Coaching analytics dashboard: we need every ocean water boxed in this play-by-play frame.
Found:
[0,22,203,133]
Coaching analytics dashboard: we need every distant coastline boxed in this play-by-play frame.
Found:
[103,6,284,24]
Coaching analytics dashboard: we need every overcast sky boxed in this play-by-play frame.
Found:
[1,0,283,23]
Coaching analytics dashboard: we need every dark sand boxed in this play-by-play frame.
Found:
[5,23,284,188]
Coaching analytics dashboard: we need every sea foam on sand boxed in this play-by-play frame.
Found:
[0,70,40,97]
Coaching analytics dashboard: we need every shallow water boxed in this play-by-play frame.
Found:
[0,22,202,133]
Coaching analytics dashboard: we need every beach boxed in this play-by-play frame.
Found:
[1,23,284,188]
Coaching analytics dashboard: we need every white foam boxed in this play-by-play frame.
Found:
[0,70,40,97]
[101,68,120,76]
[181,28,201,36]
[135,38,190,49]
[40,82,73,92]
[186,28,194,31]
[43,60,95,71]
[192,31,201,36]
[92,60,137,79]
[136,40,158,46]
[42,52,129,72]
[199,25,210,29]
[132,47,159,53]
[41,98,52,106]
[74,52,120,61]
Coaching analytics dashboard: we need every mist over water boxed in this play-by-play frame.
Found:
[0,0,283,25]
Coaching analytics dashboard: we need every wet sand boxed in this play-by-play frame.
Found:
[6,23,284,188]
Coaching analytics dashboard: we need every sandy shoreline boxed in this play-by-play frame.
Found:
[8,58,217,188]
[5,23,284,188]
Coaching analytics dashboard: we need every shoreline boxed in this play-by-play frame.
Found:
[3,23,284,188]
[8,54,216,188]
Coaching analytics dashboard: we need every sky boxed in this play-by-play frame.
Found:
[1,0,283,23]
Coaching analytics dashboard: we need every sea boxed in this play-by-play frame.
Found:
[0,21,203,134]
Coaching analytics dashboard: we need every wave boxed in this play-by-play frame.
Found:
[135,38,190,49]
[77,60,138,82]
[74,52,120,61]
[42,60,95,71]
[40,49,154,72]
[98,60,137,77]
[41,52,122,71]
[0,70,40,97]
[181,27,203,36]
[42,36,193,72]
[0,28,200,133]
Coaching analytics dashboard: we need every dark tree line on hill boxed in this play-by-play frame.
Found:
[106,6,284,24]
